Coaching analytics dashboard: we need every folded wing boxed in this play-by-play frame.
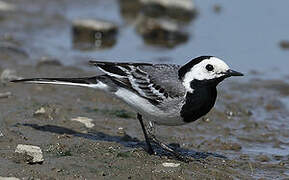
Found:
[90,60,185,104]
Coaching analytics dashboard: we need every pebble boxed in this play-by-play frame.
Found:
[0,92,12,98]
[72,19,118,49]
[118,0,141,23]
[0,1,16,11]
[136,16,188,47]
[255,154,270,162]
[36,56,62,67]
[221,142,242,151]
[71,116,95,128]
[0,177,20,180]
[15,144,44,164]
[141,0,194,11]
[0,69,20,83]
[280,40,289,50]
[140,0,196,20]
[226,111,234,117]
[34,107,46,115]
[153,162,181,173]
[73,19,117,31]
[33,106,57,120]
[213,4,222,14]
[117,127,126,135]
[137,15,178,32]
[162,162,180,167]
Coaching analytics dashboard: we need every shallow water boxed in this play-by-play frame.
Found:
[2,0,289,78]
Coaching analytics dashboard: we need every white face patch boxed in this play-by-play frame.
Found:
[182,57,230,92]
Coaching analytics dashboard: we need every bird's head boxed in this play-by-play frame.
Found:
[178,56,243,92]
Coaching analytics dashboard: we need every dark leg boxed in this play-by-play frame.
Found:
[149,134,192,162]
[137,113,154,155]
[137,114,192,162]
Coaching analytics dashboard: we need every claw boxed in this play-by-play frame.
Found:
[149,134,193,163]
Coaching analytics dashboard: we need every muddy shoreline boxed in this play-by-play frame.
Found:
[0,63,288,179]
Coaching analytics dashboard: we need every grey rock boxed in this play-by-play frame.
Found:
[140,0,196,21]
[0,177,20,180]
[0,92,12,98]
[15,144,44,164]
[153,162,181,173]
[0,1,16,11]
[141,0,194,11]
[118,0,141,23]
[162,162,180,167]
[36,56,62,67]
[72,19,118,50]
[0,69,21,83]
[71,116,95,128]
[136,16,188,48]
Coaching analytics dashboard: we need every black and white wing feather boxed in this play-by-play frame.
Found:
[89,61,186,104]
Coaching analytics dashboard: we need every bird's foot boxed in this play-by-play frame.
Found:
[149,135,193,163]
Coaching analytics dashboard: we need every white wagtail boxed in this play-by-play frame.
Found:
[12,56,243,161]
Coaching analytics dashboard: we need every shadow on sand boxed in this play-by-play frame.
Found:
[21,123,226,161]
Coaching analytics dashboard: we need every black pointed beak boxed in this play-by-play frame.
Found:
[225,69,244,77]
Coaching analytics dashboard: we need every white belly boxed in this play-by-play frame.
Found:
[114,88,185,126]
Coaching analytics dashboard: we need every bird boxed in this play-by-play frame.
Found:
[11,56,243,161]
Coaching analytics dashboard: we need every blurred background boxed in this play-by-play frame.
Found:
[0,0,289,78]
[1,0,289,179]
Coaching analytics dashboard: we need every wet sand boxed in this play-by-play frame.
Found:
[0,63,288,179]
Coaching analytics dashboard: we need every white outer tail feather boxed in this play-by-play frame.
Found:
[18,80,109,90]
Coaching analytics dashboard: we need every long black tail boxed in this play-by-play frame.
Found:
[11,76,100,88]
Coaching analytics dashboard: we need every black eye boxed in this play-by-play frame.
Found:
[206,64,214,71]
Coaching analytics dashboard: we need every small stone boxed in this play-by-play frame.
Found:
[37,56,62,67]
[72,19,118,50]
[136,16,188,48]
[221,142,242,151]
[0,92,12,98]
[33,106,58,120]
[34,107,46,115]
[162,162,180,167]
[141,0,194,10]
[213,4,222,14]
[226,111,234,117]
[279,40,289,50]
[71,116,95,128]
[118,0,141,23]
[0,177,20,180]
[153,162,181,173]
[140,0,196,21]
[117,127,126,135]
[0,1,16,11]
[255,154,270,162]
[0,69,20,83]
[239,154,250,160]
[57,134,73,139]
[15,144,44,164]
[202,117,210,122]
